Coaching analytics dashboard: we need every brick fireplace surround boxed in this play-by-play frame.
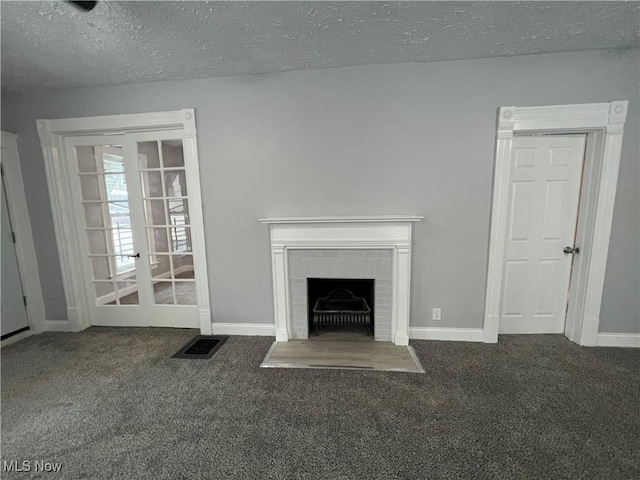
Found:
[259,216,423,346]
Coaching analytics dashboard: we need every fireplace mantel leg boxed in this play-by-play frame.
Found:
[271,246,290,342]
[394,246,411,346]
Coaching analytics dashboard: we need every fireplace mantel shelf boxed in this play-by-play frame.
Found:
[259,215,423,224]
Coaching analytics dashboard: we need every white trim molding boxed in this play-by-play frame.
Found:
[595,333,640,348]
[42,320,74,332]
[1,131,47,335]
[260,216,423,346]
[36,109,211,334]
[260,215,424,225]
[37,110,196,140]
[484,101,629,346]
[409,327,484,343]
[211,322,276,337]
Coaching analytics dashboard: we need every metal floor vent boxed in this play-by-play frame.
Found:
[172,335,228,359]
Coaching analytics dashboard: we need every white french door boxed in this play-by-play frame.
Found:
[65,130,199,328]
[499,134,586,334]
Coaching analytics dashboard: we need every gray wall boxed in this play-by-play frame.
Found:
[2,49,639,333]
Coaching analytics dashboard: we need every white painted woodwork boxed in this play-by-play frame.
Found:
[37,110,211,333]
[211,322,276,336]
[64,133,202,329]
[259,216,424,224]
[595,333,640,348]
[260,216,422,346]
[1,176,29,336]
[0,132,45,336]
[484,101,628,345]
[500,135,586,334]
[408,327,484,342]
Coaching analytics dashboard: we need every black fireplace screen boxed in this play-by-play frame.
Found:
[307,278,374,335]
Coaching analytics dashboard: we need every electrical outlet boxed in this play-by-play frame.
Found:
[432,308,441,321]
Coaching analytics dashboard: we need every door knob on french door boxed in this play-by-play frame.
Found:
[127,253,140,259]
[563,246,580,254]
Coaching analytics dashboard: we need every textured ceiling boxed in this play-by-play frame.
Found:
[2,1,639,91]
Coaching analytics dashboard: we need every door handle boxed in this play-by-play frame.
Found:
[127,253,140,259]
[563,246,580,254]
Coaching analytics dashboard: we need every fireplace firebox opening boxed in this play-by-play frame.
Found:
[307,278,375,337]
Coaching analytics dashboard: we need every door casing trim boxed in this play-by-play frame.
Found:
[37,110,212,334]
[483,101,628,345]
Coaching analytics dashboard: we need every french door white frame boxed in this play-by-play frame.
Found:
[483,101,628,346]
[37,110,212,334]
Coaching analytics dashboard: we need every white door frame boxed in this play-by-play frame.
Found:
[36,110,212,334]
[483,101,628,346]
[1,131,47,341]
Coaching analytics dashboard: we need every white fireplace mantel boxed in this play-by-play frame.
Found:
[260,215,423,345]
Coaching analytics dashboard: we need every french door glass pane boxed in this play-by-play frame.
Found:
[141,171,163,197]
[168,198,190,226]
[174,255,195,305]
[138,139,196,306]
[138,142,161,168]
[164,170,188,197]
[87,229,109,255]
[162,141,185,167]
[154,281,175,305]
[176,282,196,305]
[76,144,140,306]
[77,146,99,173]
[147,227,170,253]
[169,226,191,252]
[80,176,102,200]
[116,281,139,305]
[83,203,106,228]
[91,256,114,281]
[94,282,114,304]
[151,254,172,279]
[172,254,194,279]
[144,199,167,225]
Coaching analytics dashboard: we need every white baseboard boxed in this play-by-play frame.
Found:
[1,329,33,347]
[43,320,73,332]
[211,322,275,337]
[595,332,640,348]
[1,320,74,346]
[409,327,484,342]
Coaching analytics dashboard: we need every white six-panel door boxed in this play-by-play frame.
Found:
[500,135,586,334]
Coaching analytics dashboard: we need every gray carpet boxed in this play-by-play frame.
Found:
[1,329,638,479]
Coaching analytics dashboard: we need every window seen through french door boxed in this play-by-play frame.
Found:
[66,131,199,328]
